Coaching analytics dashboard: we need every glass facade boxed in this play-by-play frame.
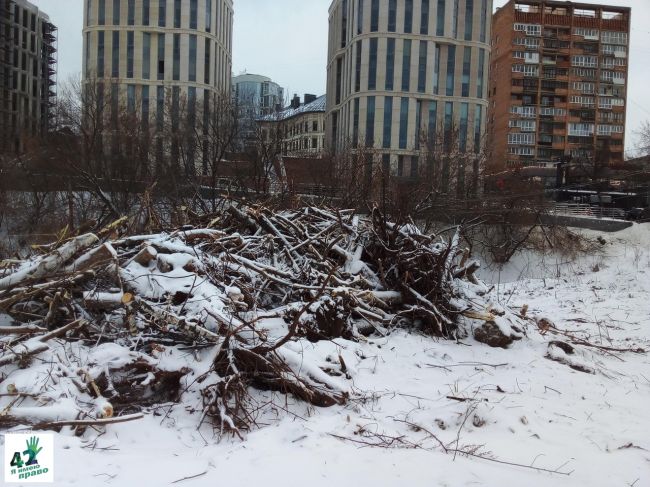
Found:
[111,31,119,77]
[97,31,105,77]
[157,33,165,80]
[383,96,392,148]
[357,0,363,35]
[461,46,471,97]
[459,102,469,152]
[127,31,134,78]
[428,100,437,142]
[355,40,362,92]
[128,0,135,25]
[353,97,360,146]
[189,34,197,82]
[477,48,485,98]
[388,0,396,32]
[474,105,482,154]
[174,0,181,28]
[112,0,120,25]
[446,45,456,96]
[399,97,408,149]
[420,0,429,35]
[418,40,427,93]
[404,0,413,34]
[370,0,379,32]
[158,0,166,27]
[480,0,487,43]
[190,0,197,30]
[142,32,150,79]
[172,33,180,80]
[401,39,411,91]
[368,38,378,90]
[143,0,150,26]
[436,0,444,36]
[464,0,474,41]
[206,0,212,32]
[385,38,395,90]
[365,96,375,147]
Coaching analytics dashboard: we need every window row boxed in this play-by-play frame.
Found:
[514,23,542,37]
[347,0,489,43]
[350,39,486,99]
[508,133,535,145]
[87,31,227,86]
[349,96,483,154]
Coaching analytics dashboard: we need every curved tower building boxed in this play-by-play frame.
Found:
[326,0,491,179]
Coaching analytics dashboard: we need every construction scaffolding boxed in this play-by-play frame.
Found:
[0,0,14,154]
[40,19,57,133]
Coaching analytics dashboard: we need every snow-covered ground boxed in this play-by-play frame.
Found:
[3,224,650,486]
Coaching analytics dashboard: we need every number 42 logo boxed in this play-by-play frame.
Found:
[9,436,43,468]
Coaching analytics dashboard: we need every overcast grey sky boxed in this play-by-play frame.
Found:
[30,0,650,156]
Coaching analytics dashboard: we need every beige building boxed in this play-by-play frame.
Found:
[326,0,491,178]
[259,94,326,158]
[82,0,233,169]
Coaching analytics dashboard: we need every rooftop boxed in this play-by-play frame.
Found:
[260,95,326,122]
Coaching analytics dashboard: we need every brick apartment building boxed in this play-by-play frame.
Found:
[488,0,630,176]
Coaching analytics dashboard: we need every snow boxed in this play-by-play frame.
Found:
[2,224,650,486]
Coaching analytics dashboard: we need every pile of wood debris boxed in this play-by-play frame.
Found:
[0,203,524,436]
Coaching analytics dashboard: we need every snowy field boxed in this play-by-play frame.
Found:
[2,224,650,486]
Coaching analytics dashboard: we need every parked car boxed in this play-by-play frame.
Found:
[626,208,650,222]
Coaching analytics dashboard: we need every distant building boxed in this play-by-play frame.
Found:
[488,0,631,175]
[326,0,491,180]
[232,73,284,150]
[0,0,57,154]
[258,94,326,158]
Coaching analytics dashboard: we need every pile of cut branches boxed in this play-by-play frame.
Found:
[0,203,524,436]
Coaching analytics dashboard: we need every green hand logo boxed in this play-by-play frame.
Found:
[22,436,43,466]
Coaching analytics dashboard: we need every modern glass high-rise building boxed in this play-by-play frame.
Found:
[325,0,491,179]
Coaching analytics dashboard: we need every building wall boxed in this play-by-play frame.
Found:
[488,0,630,173]
[83,0,233,112]
[0,0,56,154]
[326,0,492,177]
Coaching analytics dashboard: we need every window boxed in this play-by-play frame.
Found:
[461,47,471,97]
[514,37,540,48]
[142,85,149,124]
[111,31,119,77]
[508,146,534,156]
[574,27,599,40]
[446,45,456,96]
[452,0,459,38]
[370,0,379,31]
[98,0,105,24]
[404,0,413,34]
[514,23,541,36]
[433,44,440,94]
[368,38,378,90]
[204,38,211,84]
[436,0,445,36]
[417,41,427,93]
[173,33,180,80]
[572,82,594,93]
[190,0,197,29]
[127,31,134,78]
[568,123,594,137]
[570,95,595,106]
[156,85,164,129]
[158,0,166,27]
[420,0,429,35]
[385,38,395,90]
[143,32,150,79]
[355,40,362,92]
[601,31,627,45]
[388,0,396,32]
[97,31,105,77]
[143,0,150,25]
[383,96,392,148]
[480,0,487,43]
[206,0,212,32]
[477,49,485,98]
[402,40,411,91]
[399,97,409,149]
[510,105,536,118]
[464,0,474,40]
[572,56,597,67]
[458,103,469,152]
[508,133,535,145]
[189,34,197,81]
[335,58,342,104]
[444,102,453,150]
[128,0,135,25]
[341,0,348,47]
[352,98,360,145]
[509,119,536,131]
[174,0,181,28]
[87,0,92,22]
[112,0,120,25]
[602,44,626,57]
[127,84,136,113]
[357,0,363,35]
[512,64,538,76]
[474,105,482,154]
[428,101,437,141]
[601,57,625,68]
[366,96,376,147]
[157,33,165,79]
